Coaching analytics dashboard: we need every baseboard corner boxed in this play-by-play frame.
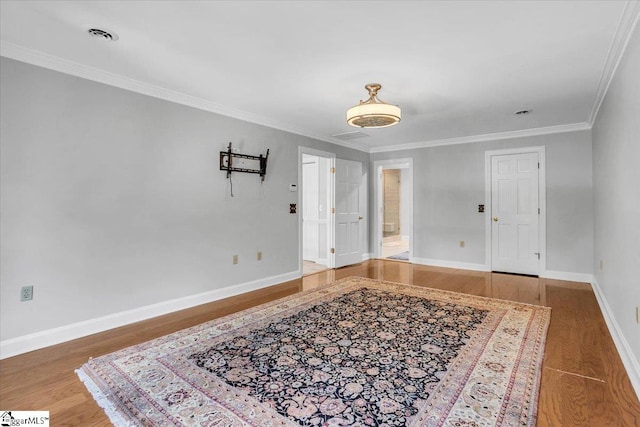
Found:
[590,277,640,401]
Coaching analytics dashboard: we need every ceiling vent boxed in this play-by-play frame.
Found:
[87,28,118,41]
[514,109,532,115]
[331,131,369,140]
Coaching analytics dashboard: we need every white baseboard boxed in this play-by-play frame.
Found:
[540,270,593,283]
[591,278,640,400]
[412,257,490,272]
[362,253,372,261]
[0,270,301,360]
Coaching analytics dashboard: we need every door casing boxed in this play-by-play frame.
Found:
[373,158,414,261]
[298,147,335,273]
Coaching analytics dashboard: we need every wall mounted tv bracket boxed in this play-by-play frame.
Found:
[219,142,269,181]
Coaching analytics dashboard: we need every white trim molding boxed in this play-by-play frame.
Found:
[4,0,639,158]
[370,122,590,153]
[0,270,300,360]
[412,257,491,272]
[591,278,640,400]
[298,146,336,272]
[540,270,593,284]
[373,159,414,261]
[588,1,640,124]
[0,41,369,153]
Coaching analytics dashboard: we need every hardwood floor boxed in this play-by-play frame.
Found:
[1,260,638,426]
[302,260,329,276]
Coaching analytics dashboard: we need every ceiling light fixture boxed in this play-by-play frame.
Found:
[346,83,401,128]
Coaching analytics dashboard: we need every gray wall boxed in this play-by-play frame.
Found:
[0,54,600,346]
[371,130,594,274]
[592,24,640,366]
[0,58,369,341]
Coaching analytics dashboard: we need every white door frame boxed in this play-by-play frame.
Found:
[373,158,414,260]
[299,147,336,274]
[484,146,546,273]
[302,158,320,263]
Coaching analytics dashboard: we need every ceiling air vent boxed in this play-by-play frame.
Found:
[514,109,532,115]
[87,28,119,41]
[331,131,369,140]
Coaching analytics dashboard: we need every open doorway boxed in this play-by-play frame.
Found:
[374,159,413,261]
[299,148,334,276]
[382,169,409,260]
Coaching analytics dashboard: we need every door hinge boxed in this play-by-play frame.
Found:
[331,248,335,254]
[534,252,540,259]
[330,167,335,174]
[538,208,540,214]
[331,207,335,214]
[538,162,540,169]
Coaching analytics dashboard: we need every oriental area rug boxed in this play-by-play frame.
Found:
[77,277,551,427]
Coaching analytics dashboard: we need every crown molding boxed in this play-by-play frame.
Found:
[4,1,636,158]
[370,122,591,153]
[0,41,370,153]
[588,0,640,124]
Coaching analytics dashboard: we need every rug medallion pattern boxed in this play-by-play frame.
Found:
[78,277,551,426]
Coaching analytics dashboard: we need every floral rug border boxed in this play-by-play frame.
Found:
[77,276,551,426]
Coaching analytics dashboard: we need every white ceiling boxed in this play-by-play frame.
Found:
[1,1,638,152]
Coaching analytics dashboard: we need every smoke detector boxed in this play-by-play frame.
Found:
[87,28,119,41]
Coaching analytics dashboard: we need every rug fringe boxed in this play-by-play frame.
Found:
[76,367,137,427]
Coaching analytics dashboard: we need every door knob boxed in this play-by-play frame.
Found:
[358,216,364,220]
[493,216,499,222]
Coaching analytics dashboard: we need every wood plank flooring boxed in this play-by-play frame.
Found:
[1,260,638,426]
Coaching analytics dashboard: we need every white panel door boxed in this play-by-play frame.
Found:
[335,159,362,268]
[491,152,540,275]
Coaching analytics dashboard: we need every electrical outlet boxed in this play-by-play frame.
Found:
[233,254,238,265]
[459,240,465,248]
[21,285,33,301]
[257,251,263,261]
